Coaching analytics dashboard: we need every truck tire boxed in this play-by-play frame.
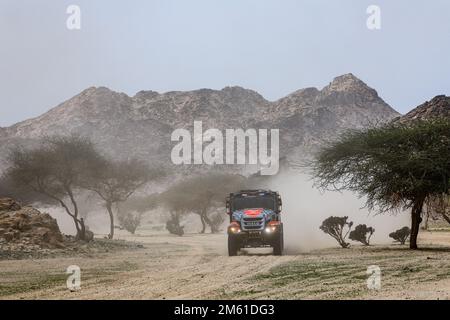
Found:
[273,226,284,256]
[228,235,239,256]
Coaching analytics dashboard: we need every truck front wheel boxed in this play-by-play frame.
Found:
[228,235,239,256]
[273,227,284,256]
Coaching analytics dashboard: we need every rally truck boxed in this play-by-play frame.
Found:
[226,190,284,256]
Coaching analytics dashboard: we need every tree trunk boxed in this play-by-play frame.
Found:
[441,211,450,225]
[79,218,86,241]
[202,213,217,233]
[53,195,82,240]
[66,187,86,240]
[410,197,425,250]
[199,215,206,234]
[106,201,114,239]
[73,216,82,240]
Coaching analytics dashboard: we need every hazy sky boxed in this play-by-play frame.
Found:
[1,0,449,126]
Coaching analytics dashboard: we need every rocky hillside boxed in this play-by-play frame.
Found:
[0,73,399,172]
[396,95,450,122]
[264,74,397,158]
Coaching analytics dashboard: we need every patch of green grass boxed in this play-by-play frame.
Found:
[223,245,450,299]
[224,288,265,298]
[213,284,268,299]
[0,260,140,297]
[435,267,450,279]
[253,261,363,287]
[390,265,425,277]
[0,273,67,296]
[239,253,432,297]
[352,274,368,280]
[78,260,140,281]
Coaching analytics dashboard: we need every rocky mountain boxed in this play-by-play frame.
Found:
[0,73,399,172]
[396,95,450,122]
[264,74,397,158]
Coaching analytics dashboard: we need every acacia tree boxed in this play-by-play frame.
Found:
[4,135,102,240]
[166,211,185,236]
[0,174,50,205]
[116,193,160,234]
[312,119,450,249]
[83,159,164,239]
[319,216,353,248]
[160,188,191,236]
[161,174,246,233]
[192,174,246,233]
[389,227,410,245]
[349,224,375,246]
[117,211,143,235]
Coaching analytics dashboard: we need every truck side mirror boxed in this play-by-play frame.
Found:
[225,198,231,215]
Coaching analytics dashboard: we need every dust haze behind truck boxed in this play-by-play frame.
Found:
[226,190,284,256]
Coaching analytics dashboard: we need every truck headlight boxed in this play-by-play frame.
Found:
[229,225,241,233]
[265,226,277,233]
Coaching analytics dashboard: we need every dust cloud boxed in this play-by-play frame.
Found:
[265,169,410,253]
[40,168,410,253]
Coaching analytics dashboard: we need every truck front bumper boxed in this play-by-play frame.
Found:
[228,229,281,247]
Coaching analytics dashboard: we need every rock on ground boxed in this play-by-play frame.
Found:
[0,198,64,249]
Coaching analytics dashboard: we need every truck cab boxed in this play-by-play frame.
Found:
[226,190,284,256]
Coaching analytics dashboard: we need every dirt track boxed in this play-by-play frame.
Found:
[1,231,449,299]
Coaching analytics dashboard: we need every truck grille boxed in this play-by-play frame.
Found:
[242,217,264,231]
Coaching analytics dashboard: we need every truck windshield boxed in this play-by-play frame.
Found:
[232,196,276,211]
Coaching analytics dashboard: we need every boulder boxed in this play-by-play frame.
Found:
[0,198,22,212]
[0,198,64,249]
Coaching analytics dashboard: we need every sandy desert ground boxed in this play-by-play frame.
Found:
[0,229,449,300]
